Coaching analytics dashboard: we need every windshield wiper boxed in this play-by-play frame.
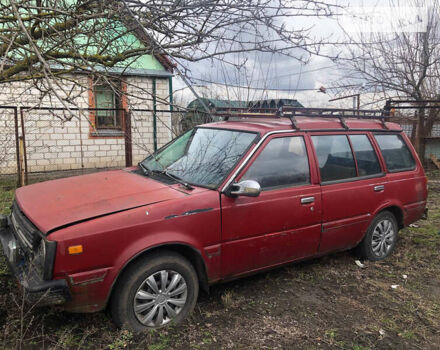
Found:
[154,169,194,190]
[138,162,152,176]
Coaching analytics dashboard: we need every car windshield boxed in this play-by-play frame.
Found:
[141,127,257,188]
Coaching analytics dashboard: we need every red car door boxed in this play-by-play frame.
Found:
[310,132,387,253]
[220,133,322,278]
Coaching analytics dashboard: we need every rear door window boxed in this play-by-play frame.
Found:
[374,134,416,172]
[311,135,356,182]
[349,135,382,176]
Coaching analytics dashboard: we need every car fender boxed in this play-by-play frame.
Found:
[103,230,209,302]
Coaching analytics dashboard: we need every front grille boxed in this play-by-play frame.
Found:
[11,201,41,249]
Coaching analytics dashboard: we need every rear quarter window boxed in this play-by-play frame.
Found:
[374,134,416,172]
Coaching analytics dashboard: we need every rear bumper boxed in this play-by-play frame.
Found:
[403,201,428,226]
[0,216,70,306]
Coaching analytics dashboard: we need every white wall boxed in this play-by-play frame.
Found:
[0,74,172,174]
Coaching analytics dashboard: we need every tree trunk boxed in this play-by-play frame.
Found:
[414,108,426,162]
[426,108,438,137]
[410,111,417,144]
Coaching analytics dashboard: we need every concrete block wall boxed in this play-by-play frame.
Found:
[126,77,172,164]
[0,74,172,175]
[0,108,17,175]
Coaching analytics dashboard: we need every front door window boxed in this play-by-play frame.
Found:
[241,136,310,189]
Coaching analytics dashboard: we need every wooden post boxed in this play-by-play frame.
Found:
[169,76,174,137]
[18,137,25,187]
[20,108,28,185]
[152,77,158,151]
[124,110,133,167]
[13,107,21,187]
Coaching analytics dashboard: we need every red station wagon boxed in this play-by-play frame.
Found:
[0,109,428,331]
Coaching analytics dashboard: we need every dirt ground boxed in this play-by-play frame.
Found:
[0,172,439,349]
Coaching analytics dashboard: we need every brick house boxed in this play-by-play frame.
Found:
[0,21,174,176]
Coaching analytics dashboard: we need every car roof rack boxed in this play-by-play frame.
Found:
[214,106,389,130]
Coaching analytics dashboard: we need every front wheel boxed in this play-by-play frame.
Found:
[110,251,199,332]
[357,211,398,261]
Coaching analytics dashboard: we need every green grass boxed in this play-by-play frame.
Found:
[0,177,16,215]
[107,330,134,350]
[400,330,415,340]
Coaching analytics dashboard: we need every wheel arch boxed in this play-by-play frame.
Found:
[379,205,404,229]
[355,205,402,261]
[357,204,405,246]
[106,243,209,309]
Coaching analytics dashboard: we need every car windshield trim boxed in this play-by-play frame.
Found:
[140,127,259,190]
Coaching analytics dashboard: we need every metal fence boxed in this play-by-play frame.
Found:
[0,106,19,215]
[2,103,439,215]
[0,105,184,215]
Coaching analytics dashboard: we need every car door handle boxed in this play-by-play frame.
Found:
[301,196,315,204]
[374,185,384,192]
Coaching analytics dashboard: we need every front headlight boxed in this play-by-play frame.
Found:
[43,240,57,280]
[37,240,46,260]
[30,239,56,280]
[30,240,46,279]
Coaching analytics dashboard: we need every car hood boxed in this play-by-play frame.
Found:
[15,170,188,233]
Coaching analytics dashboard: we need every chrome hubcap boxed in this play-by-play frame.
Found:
[133,270,187,327]
[371,219,395,257]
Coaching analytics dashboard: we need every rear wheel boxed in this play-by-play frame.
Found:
[357,211,398,261]
[111,251,199,332]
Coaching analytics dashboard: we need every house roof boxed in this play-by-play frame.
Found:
[187,98,303,111]
[120,16,175,73]
[187,98,248,110]
[249,99,303,108]
[1,5,174,78]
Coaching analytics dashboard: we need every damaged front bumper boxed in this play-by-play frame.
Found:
[0,215,70,306]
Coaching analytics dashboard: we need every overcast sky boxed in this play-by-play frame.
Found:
[173,0,431,109]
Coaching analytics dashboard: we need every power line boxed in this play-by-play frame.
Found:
[252,64,338,83]
[187,76,361,92]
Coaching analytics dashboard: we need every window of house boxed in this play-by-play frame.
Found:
[349,135,382,176]
[94,82,122,129]
[374,134,416,172]
[241,136,310,190]
[311,135,356,182]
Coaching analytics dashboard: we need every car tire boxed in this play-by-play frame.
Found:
[356,211,399,261]
[110,251,199,332]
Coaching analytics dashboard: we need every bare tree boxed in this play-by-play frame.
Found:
[0,0,341,177]
[333,1,440,159]
[0,0,337,98]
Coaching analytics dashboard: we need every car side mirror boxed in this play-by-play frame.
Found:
[229,180,261,197]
